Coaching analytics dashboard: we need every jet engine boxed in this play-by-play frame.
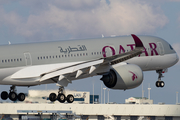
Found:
[101,63,143,90]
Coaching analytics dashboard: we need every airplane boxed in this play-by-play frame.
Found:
[0,34,178,103]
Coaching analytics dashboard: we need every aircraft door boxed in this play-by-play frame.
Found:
[157,42,164,55]
[24,53,32,66]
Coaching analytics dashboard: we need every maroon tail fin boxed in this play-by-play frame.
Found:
[131,34,144,48]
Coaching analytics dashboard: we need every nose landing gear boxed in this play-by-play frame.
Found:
[156,70,166,88]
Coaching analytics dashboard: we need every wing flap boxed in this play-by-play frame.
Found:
[39,59,104,82]
[11,62,82,79]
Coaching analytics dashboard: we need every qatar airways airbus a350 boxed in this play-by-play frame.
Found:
[0,34,178,103]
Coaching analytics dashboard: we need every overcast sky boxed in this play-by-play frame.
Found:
[0,0,180,104]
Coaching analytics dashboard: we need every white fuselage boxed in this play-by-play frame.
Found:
[0,35,178,86]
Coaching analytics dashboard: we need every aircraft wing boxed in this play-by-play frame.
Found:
[39,34,144,86]
[39,59,104,86]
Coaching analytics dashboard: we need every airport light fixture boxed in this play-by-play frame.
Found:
[107,89,110,103]
[148,84,151,100]
[101,83,102,104]
[103,88,107,104]
[176,92,179,104]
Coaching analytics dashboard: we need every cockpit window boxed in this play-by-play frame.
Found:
[169,44,174,50]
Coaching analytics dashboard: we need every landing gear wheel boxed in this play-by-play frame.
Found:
[67,94,74,103]
[156,81,160,87]
[49,93,57,102]
[160,81,165,87]
[18,93,25,101]
[156,81,165,88]
[1,91,8,100]
[57,93,66,103]
[9,92,17,101]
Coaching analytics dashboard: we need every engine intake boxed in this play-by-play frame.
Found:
[100,70,117,88]
[101,63,143,90]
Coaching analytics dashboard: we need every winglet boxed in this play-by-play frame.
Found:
[131,34,144,48]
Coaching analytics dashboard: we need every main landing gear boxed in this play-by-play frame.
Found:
[49,86,74,103]
[1,85,26,102]
[155,70,165,88]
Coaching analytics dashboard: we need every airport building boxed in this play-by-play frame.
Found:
[24,90,96,104]
[0,90,180,120]
[125,97,153,104]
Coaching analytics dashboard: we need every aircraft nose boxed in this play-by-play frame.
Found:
[175,52,179,63]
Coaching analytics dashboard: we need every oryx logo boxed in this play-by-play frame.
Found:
[129,71,137,81]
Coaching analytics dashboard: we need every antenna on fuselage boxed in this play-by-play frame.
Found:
[102,34,104,38]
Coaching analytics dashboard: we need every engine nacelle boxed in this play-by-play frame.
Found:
[101,63,143,90]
